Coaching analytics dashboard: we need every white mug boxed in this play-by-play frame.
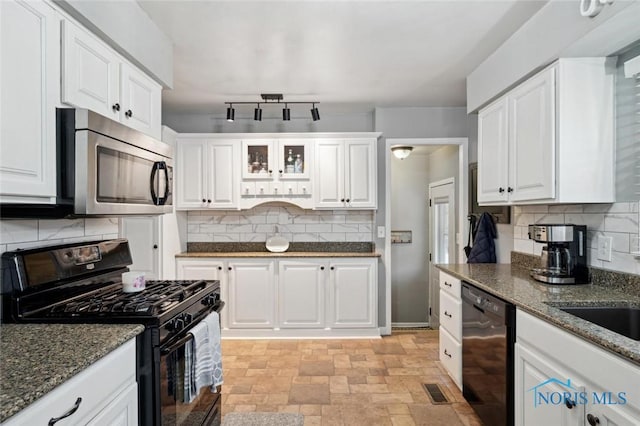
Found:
[122,271,146,293]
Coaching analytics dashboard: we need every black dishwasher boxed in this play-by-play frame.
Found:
[461,281,515,426]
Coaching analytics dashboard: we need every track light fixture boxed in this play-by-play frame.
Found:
[224,94,320,122]
[311,104,320,121]
[226,104,234,122]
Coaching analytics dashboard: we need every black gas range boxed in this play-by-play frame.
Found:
[1,239,224,426]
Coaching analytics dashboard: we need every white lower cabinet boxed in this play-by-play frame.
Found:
[438,271,462,389]
[176,257,378,336]
[227,260,275,329]
[328,259,377,328]
[3,339,137,426]
[278,260,325,328]
[515,309,640,426]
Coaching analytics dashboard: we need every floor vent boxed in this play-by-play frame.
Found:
[422,383,450,404]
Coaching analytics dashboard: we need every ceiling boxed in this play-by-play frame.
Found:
[138,0,546,117]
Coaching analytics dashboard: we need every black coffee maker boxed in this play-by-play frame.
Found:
[528,224,589,284]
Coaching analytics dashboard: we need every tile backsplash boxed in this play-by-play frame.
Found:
[187,205,374,243]
[0,218,120,255]
[512,202,640,275]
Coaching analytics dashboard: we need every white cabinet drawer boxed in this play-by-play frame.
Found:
[439,327,462,389]
[4,339,136,426]
[439,290,462,341]
[439,271,461,297]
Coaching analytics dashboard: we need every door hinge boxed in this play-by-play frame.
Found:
[429,199,432,207]
[429,307,432,317]
[429,253,432,261]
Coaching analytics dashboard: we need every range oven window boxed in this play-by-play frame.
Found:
[160,337,221,426]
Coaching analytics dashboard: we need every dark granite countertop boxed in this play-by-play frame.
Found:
[0,323,144,423]
[436,263,640,365]
[176,251,381,258]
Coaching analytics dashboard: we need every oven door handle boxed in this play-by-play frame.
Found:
[161,333,194,355]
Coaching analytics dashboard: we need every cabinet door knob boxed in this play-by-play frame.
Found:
[346,198,350,203]
[320,266,325,270]
[341,198,345,202]
[218,266,222,271]
[330,266,335,270]
[268,170,273,174]
[112,103,120,112]
[279,170,283,174]
[125,109,133,118]
[48,397,82,425]
[565,399,576,409]
[587,414,600,425]
[498,187,505,193]
[202,198,206,203]
[207,199,212,203]
[153,244,158,249]
[444,311,452,318]
[444,282,452,287]
[228,267,232,271]
[507,187,513,193]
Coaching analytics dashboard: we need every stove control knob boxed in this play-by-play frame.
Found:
[174,318,185,332]
[183,313,193,325]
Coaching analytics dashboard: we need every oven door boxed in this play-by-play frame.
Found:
[159,335,221,426]
[75,129,173,215]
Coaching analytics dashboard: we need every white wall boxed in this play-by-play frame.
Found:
[163,111,374,134]
[0,218,119,255]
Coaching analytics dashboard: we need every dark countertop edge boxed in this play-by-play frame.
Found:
[436,264,640,366]
[176,251,382,258]
[0,324,144,422]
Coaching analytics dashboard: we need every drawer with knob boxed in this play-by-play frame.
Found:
[439,289,462,341]
[439,271,461,298]
[439,327,462,388]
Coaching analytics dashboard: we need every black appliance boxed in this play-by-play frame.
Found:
[528,224,589,284]
[461,281,515,426]
[1,239,224,426]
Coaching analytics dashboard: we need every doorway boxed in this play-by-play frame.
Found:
[383,138,468,334]
[428,178,456,328]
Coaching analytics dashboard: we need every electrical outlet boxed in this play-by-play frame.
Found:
[377,226,385,239]
[597,236,613,262]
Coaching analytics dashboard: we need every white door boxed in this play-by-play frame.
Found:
[509,66,556,202]
[176,259,227,328]
[120,63,161,139]
[345,139,377,209]
[477,97,509,203]
[329,259,376,328]
[120,217,160,279]
[175,140,207,209]
[428,179,456,328]
[278,260,325,328]
[314,139,344,208]
[61,20,120,120]
[0,0,59,201]
[208,140,240,209]
[86,382,138,426]
[228,260,275,328]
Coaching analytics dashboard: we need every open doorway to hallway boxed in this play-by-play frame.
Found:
[385,138,468,331]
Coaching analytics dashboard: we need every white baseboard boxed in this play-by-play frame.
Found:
[391,322,431,328]
[221,328,382,339]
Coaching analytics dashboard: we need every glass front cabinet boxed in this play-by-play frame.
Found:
[241,139,310,180]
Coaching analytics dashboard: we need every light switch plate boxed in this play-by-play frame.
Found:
[597,236,613,262]
[377,226,385,239]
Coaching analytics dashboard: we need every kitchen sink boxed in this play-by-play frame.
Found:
[557,306,640,341]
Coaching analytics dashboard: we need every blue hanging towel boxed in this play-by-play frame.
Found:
[467,212,497,263]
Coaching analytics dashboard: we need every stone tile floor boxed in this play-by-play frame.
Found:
[220,330,483,425]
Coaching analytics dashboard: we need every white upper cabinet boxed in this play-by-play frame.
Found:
[62,19,162,139]
[315,138,377,209]
[477,58,615,205]
[0,0,60,203]
[175,137,240,210]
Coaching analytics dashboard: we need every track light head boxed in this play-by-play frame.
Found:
[310,104,320,121]
[283,104,291,121]
[226,105,234,122]
[254,105,262,121]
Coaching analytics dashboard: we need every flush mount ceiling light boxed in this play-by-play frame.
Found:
[391,146,413,160]
[224,94,320,122]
